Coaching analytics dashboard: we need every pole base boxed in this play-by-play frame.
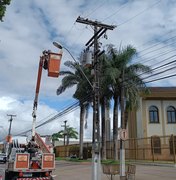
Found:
[120,176,127,180]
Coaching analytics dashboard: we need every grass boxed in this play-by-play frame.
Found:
[55,157,67,161]
[101,159,132,165]
[55,157,175,165]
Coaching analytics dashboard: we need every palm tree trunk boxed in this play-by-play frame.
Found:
[113,96,119,160]
[101,97,106,160]
[79,105,85,159]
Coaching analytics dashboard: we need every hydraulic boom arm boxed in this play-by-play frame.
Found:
[31,50,62,141]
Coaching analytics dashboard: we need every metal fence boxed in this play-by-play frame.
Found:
[55,135,176,163]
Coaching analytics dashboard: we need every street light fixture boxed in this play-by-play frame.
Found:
[53,41,93,89]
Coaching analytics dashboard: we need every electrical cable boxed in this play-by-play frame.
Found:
[7,25,176,140]
[142,63,176,81]
[136,55,176,78]
[137,41,176,59]
[102,2,129,22]
[117,0,162,26]
[137,48,176,66]
[14,93,92,137]
[136,30,175,50]
[11,60,176,138]
[83,0,107,18]
[138,35,176,54]
[145,73,176,84]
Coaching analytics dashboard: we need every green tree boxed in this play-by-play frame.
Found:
[105,44,151,160]
[52,131,64,146]
[52,127,78,146]
[99,55,113,160]
[57,61,92,159]
[0,0,11,21]
[66,127,78,145]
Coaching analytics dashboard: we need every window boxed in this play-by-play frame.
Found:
[169,135,176,155]
[151,136,161,154]
[149,106,159,123]
[167,106,176,123]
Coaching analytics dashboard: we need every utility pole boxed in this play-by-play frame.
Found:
[120,69,126,179]
[6,114,16,158]
[7,114,16,138]
[76,16,116,180]
[61,120,67,146]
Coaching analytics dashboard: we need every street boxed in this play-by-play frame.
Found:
[0,161,176,180]
[0,163,5,180]
[54,161,176,180]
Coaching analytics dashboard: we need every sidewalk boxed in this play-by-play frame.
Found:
[128,160,176,167]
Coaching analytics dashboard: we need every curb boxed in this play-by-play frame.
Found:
[131,161,176,168]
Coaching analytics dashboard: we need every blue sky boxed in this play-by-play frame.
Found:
[0,0,176,140]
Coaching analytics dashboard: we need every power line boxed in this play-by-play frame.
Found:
[137,54,176,78]
[138,35,176,54]
[136,30,175,50]
[137,48,176,66]
[117,0,162,26]
[12,59,176,139]
[142,62,176,81]
[83,0,107,18]
[137,41,176,59]
[102,2,129,22]
[14,93,92,137]
[145,73,176,84]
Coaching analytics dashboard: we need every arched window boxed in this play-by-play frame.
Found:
[169,135,176,154]
[167,106,176,123]
[149,106,159,123]
[151,136,161,154]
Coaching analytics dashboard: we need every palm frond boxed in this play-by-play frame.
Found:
[64,61,78,69]
[56,85,66,95]
[59,71,74,76]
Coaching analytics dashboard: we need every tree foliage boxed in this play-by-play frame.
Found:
[0,0,11,21]
[104,44,152,160]
[52,127,78,144]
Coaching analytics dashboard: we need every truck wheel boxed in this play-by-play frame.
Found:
[11,177,17,180]
[5,171,10,180]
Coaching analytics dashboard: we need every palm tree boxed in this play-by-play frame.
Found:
[57,61,92,159]
[52,127,78,145]
[99,55,113,160]
[0,0,11,21]
[66,127,79,145]
[52,131,64,146]
[105,44,151,160]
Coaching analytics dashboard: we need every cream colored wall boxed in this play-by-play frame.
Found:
[145,100,163,137]
[163,101,176,135]
[137,99,176,138]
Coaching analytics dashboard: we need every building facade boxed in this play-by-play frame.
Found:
[128,87,176,138]
[127,87,176,161]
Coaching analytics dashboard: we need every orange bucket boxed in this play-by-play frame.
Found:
[48,52,62,77]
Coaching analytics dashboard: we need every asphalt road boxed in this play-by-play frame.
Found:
[0,163,5,180]
[54,160,176,180]
[1,161,176,180]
